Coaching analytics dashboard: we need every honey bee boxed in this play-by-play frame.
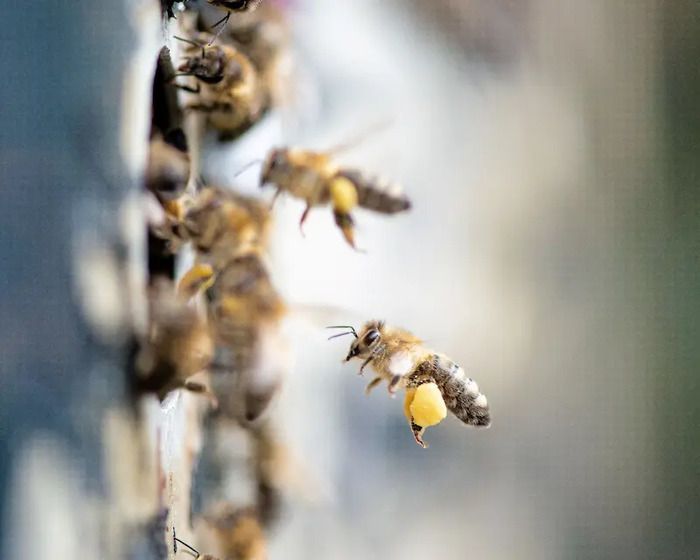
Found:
[176,34,266,139]
[206,249,287,422]
[133,280,214,400]
[165,186,286,422]
[260,148,411,249]
[222,4,290,103]
[146,132,190,212]
[174,186,271,269]
[330,321,490,447]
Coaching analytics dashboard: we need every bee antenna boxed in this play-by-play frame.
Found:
[326,325,358,339]
[208,11,231,46]
[173,35,203,49]
[174,537,200,557]
[232,159,264,178]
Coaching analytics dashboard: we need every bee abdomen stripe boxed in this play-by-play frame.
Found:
[337,169,411,214]
[430,354,491,428]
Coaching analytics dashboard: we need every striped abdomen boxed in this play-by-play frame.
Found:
[410,354,491,427]
[337,169,411,214]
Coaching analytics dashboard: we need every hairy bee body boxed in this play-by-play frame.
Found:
[167,186,270,269]
[155,184,287,421]
[337,169,411,214]
[207,251,286,421]
[134,281,214,399]
[179,39,266,136]
[406,353,490,428]
[340,321,490,446]
[224,4,288,87]
[261,148,410,248]
[146,135,190,204]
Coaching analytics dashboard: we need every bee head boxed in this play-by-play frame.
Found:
[260,148,289,187]
[178,47,227,85]
[344,321,384,361]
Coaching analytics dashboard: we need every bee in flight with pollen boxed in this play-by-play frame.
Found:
[259,147,412,249]
[329,321,490,447]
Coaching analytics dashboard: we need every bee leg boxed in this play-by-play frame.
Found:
[387,374,402,396]
[184,380,219,409]
[411,422,428,448]
[298,204,312,236]
[364,376,382,395]
[174,82,201,94]
[333,211,357,250]
[269,188,282,210]
[185,102,216,113]
[358,356,373,375]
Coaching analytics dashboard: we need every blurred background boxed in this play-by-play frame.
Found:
[1,0,699,559]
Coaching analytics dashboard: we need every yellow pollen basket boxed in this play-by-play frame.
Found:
[405,383,447,428]
[329,176,358,213]
[177,263,215,299]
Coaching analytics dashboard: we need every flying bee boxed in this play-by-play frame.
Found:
[260,148,411,249]
[175,34,266,139]
[329,321,490,447]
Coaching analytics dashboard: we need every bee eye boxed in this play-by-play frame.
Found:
[364,330,380,345]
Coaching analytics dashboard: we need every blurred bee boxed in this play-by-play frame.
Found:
[203,504,267,560]
[133,280,214,400]
[145,132,190,216]
[260,148,411,249]
[222,3,290,104]
[165,186,286,422]
[163,0,186,19]
[173,186,271,269]
[206,249,287,422]
[330,321,490,447]
[175,33,266,139]
[175,504,266,560]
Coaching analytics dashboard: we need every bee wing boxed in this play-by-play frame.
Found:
[423,355,491,428]
[336,169,411,215]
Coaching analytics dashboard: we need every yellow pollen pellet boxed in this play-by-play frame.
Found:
[178,263,215,298]
[329,176,358,213]
[409,383,447,428]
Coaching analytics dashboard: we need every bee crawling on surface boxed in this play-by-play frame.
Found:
[260,148,412,249]
[164,186,287,423]
[132,280,214,401]
[329,321,490,447]
[173,185,272,269]
[174,34,266,139]
[145,132,190,214]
